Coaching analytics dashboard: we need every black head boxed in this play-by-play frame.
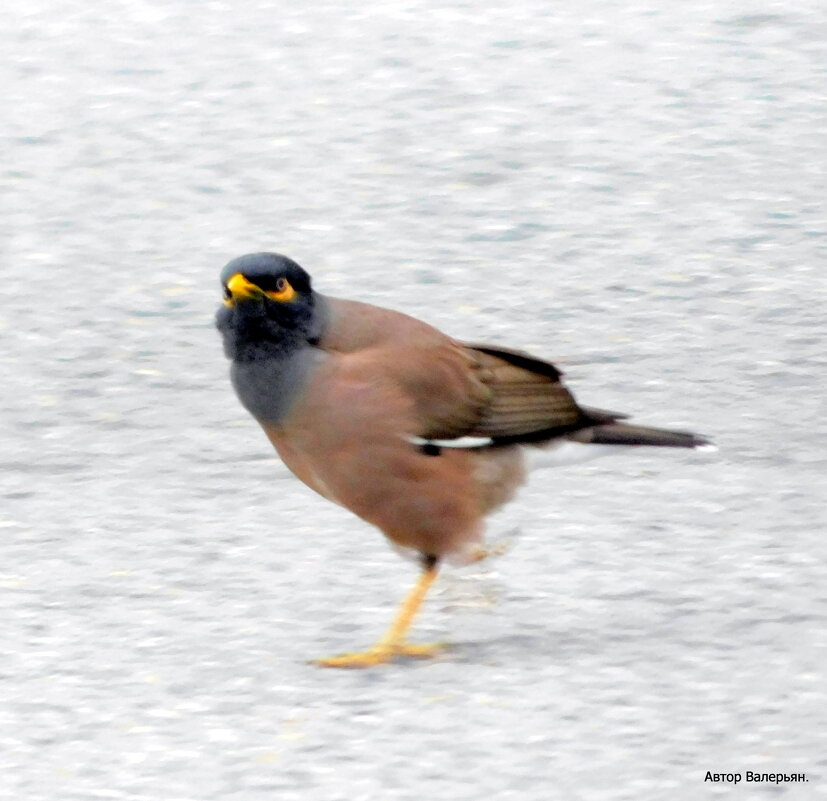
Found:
[216,252,321,362]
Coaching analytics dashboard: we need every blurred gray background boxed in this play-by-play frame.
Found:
[2,1,825,799]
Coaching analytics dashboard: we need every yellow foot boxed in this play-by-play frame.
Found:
[313,642,445,669]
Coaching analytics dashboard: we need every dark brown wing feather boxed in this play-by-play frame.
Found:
[403,342,623,443]
[461,345,603,442]
[462,343,564,381]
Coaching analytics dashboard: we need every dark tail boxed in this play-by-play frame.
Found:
[568,422,711,449]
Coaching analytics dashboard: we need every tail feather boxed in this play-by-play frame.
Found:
[568,422,710,449]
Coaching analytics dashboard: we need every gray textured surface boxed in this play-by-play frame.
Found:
[2,1,826,799]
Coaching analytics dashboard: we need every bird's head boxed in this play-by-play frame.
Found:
[216,252,320,361]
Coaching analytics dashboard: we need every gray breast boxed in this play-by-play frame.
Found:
[230,347,325,425]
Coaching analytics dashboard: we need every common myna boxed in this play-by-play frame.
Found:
[216,252,709,668]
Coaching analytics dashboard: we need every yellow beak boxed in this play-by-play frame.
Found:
[224,273,262,306]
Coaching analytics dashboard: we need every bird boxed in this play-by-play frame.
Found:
[216,252,710,668]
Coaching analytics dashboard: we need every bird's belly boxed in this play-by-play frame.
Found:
[266,421,526,558]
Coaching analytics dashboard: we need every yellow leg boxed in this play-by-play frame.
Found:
[314,564,444,668]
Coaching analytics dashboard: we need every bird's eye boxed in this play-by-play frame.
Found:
[223,285,232,300]
[265,276,297,302]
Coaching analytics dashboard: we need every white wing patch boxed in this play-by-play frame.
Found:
[407,435,493,450]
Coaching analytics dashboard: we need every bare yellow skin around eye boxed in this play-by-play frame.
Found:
[266,279,297,303]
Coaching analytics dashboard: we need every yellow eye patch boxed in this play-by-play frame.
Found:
[266,277,297,303]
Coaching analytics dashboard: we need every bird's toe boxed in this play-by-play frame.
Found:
[312,641,446,669]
